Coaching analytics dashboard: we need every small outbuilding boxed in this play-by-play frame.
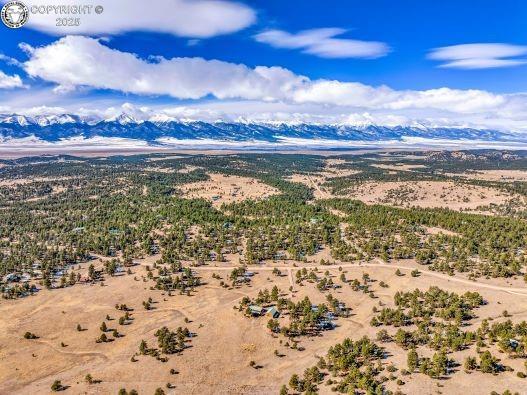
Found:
[317,320,335,330]
[3,273,20,283]
[265,306,280,318]
[248,305,264,316]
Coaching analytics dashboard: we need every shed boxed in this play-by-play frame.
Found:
[248,305,263,316]
[265,306,280,318]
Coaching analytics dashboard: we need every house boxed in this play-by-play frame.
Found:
[274,252,286,259]
[248,305,264,316]
[3,273,20,283]
[20,273,31,283]
[265,306,280,318]
[324,312,335,320]
[53,270,64,278]
[317,320,335,330]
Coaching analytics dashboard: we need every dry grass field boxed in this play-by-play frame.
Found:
[287,158,523,214]
[288,159,361,199]
[2,152,527,395]
[445,170,527,183]
[2,254,527,394]
[178,173,280,207]
[341,180,518,212]
[371,164,428,172]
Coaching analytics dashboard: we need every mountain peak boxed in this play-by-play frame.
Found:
[1,114,34,126]
[148,114,178,124]
[105,113,143,125]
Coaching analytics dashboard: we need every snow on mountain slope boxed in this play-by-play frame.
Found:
[0,112,523,147]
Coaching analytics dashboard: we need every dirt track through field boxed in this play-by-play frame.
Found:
[191,261,527,297]
[307,174,329,198]
[33,339,110,361]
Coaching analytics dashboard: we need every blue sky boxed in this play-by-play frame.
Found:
[0,0,526,130]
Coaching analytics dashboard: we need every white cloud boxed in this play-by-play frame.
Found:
[254,28,389,58]
[22,36,308,100]
[428,43,527,69]
[4,97,527,132]
[14,0,255,38]
[11,35,527,132]
[22,36,507,112]
[0,70,24,89]
[21,105,67,116]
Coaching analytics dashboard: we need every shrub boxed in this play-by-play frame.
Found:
[51,380,62,391]
[24,331,37,339]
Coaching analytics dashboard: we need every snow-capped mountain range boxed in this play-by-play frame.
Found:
[0,112,524,145]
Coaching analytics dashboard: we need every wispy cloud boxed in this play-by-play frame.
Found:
[0,54,23,67]
[254,28,389,59]
[428,43,527,69]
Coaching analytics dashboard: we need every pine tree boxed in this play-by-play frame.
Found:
[271,285,279,301]
[407,348,419,372]
[139,339,148,354]
[289,374,300,390]
[88,264,95,280]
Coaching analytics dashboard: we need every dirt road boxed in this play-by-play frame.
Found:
[191,261,527,297]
